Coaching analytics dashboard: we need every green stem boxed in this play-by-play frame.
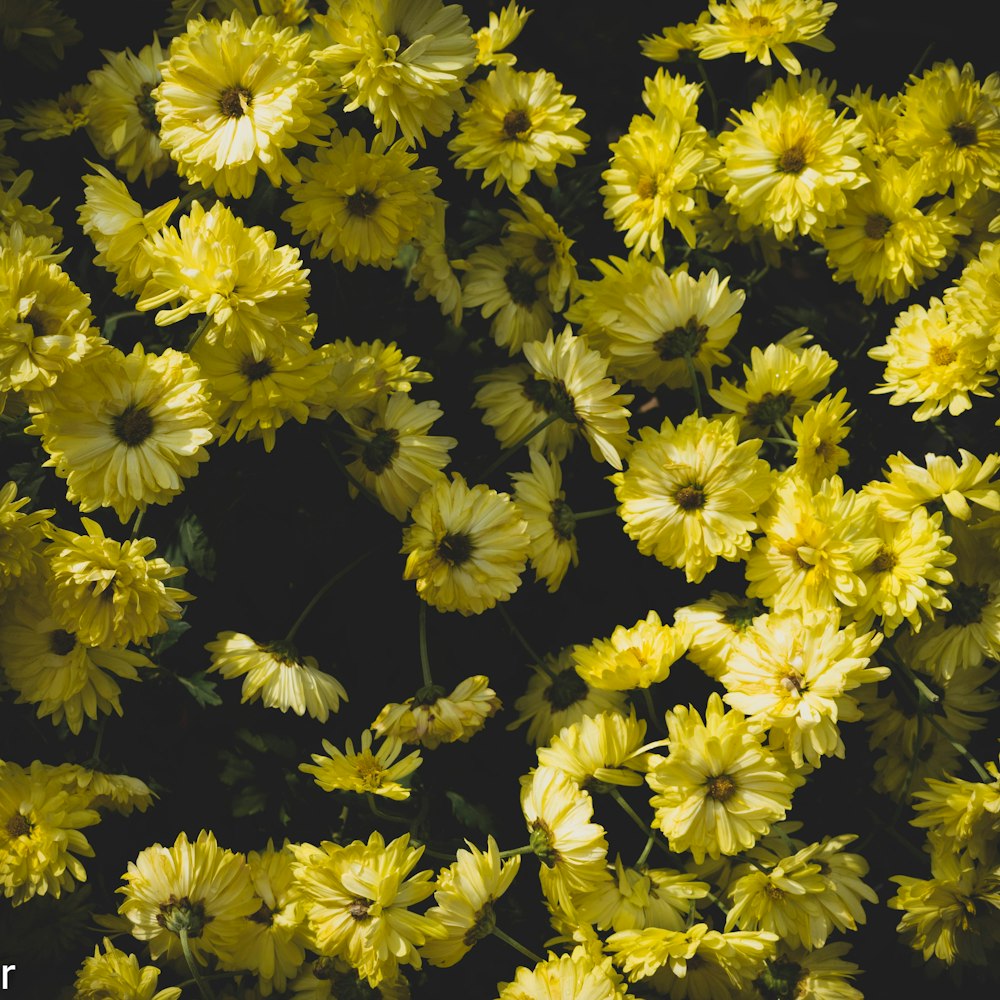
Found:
[572,506,618,521]
[497,604,556,680]
[640,687,666,738]
[185,314,214,353]
[478,411,562,480]
[635,833,655,869]
[497,845,534,859]
[765,436,799,448]
[366,793,410,825]
[610,789,672,858]
[684,355,704,416]
[492,927,543,966]
[418,602,433,688]
[322,436,382,507]
[130,507,146,540]
[179,927,215,1000]
[284,548,374,643]
[87,717,106,766]
[694,60,719,133]
[924,711,991,782]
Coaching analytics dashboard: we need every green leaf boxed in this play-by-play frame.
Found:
[232,786,268,817]
[176,671,222,707]
[446,790,494,834]
[164,509,217,581]
[149,617,191,656]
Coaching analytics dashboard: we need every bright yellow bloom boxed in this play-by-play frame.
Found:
[450,65,588,194]
[640,17,707,64]
[674,592,769,680]
[537,709,650,788]
[154,12,335,197]
[945,240,1000,365]
[401,473,529,615]
[301,730,421,801]
[0,480,51,594]
[840,86,901,164]
[496,949,628,1000]
[0,170,63,247]
[912,760,1000,861]
[472,2,532,68]
[791,388,853,486]
[53,765,154,816]
[74,938,181,1000]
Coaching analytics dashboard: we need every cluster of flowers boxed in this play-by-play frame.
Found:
[1,0,1000,996]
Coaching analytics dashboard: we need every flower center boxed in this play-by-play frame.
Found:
[346,189,380,218]
[949,121,979,148]
[504,263,540,307]
[355,752,386,789]
[869,547,897,574]
[778,139,809,174]
[637,174,659,199]
[219,85,253,118]
[705,774,736,802]
[502,109,532,139]
[348,897,372,921]
[764,881,786,901]
[5,813,31,838]
[361,428,400,474]
[549,499,577,540]
[746,14,773,31]
[135,82,159,132]
[49,629,77,655]
[930,343,957,367]
[534,237,556,265]
[112,404,154,447]
[658,317,709,360]
[157,895,210,937]
[463,899,497,945]
[864,213,892,240]
[722,599,764,631]
[780,670,805,695]
[529,821,559,867]
[413,683,446,706]
[250,903,274,926]
[745,391,794,428]
[437,531,473,566]
[947,582,990,626]
[543,668,588,710]
[674,484,705,510]
[239,356,274,382]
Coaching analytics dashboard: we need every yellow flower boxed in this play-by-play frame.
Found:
[74,938,181,1000]
[472,2,532,68]
[373,674,501,749]
[314,0,476,146]
[0,759,99,906]
[206,631,347,722]
[154,12,335,197]
[692,0,836,75]
[401,473,530,615]
[118,830,258,964]
[674,592,769,680]
[496,949,627,1000]
[613,414,774,583]
[760,943,863,1000]
[449,64,588,194]
[537,709,651,788]
[791,388,853,486]
[284,129,440,272]
[839,85,901,164]
[29,344,217,522]
[53,766,155,816]
[300,730,421,801]
[289,831,437,988]
[161,0,257,35]
[0,170,63,247]
[85,37,169,185]
[0,480,51,595]
[44,518,191,649]
[501,192,577,312]
[398,197,463,324]
[945,240,1000,365]
[640,17,707,63]
[421,836,521,967]
[911,760,1000,861]
[511,450,579,593]
[645,693,803,862]
[16,83,90,141]
[718,71,865,239]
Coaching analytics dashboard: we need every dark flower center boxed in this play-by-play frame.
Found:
[49,629,77,655]
[705,774,736,801]
[346,189,380,218]
[778,140,808,174]
[437,531,473,566]
[947,582,990,626]
[5,813,31,838]
[348,897,372,921]
[949,121,978,148]
[722,599,764,630]
[250,903,274,925]
[463,900,497,945]
[543,668,588,710]
[658,318,709,361]
[864,214,892,240]
[219,85,253,118]
[157,895,210,937]
[112,404,154,447]
[136,82,159,132]
[502,109,532,139]
[549,499,576,540]
[504,264,539,307]
[361,428,400,474]
[675,484,705,510]
[239,356,274,382]
[746,391,793,428]
[869,548,897,574]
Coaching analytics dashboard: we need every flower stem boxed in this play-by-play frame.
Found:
[366,793,410,825]
[572,506,618,521]
[185,314,214,353]
[924,711,991,782]
[610,789,672,858]
[284,548,374,643]
[492,927,543,966]
[640,687,666,737]
[321,435,382,507]
[684,355,704,416]
[635,833,655,869]
[418,602,433,688]
[497,604,556,680]
[497,845,534,859]
[130,507,146,540]
[179,927,215,1000]
[478,411,562,480]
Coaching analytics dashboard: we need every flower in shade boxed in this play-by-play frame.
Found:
[16,83,90,141]
[0,480,52,594]
[300,730,421,801]
[496,949,627,1000]
[74,938,181,1000]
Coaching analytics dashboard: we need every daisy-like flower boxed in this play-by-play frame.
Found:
[401,473,529,615]
[43,518,191,649]
[496,948,627,1000]
[206,631,347,722]
[138,200,313,352]
[344,392,457,522]
[77,163,179,298]
[53,766,155,816]
[289,831,437,987]
[29,344,217,522]
[840,86,901,164]
[645,693,804,862]
[511,450,579,593]
[472,1,532,68]
[0,170,62,246]
[0,480,51,594]
[508,647,628,746]
[945,240,1000,364]
[0,245,100,396]
[86,37,169,185]
[612,414,774,583]
[868,296,994,420]
[521,765,609,912]
[709,338,837,438]
[0,582,154,734]
[118,829,258,964]
[692,0,836,76]
[0,759,99,906]
[373,674,501,749]
[399,197,463,324]
[640,17,707,63]
[761,943,863,1000]
[421,836,521,968]
[522,326,634,470]
[911,761,1000,860]
[571,611,687,692]
[718,71,866,239]
[459,242,551,355]
[285,129,440,272]
[568,256,743,392]
[674,592,769,680]
[154,13,335,197]
[160,0,258,36]
[602,103,716,254]
[719,609,886,767]
[300,730,421,801]
[746,473,880,612]
[74,937,181,1000]
[893,61,1000,205]
[537,710,651,789]
[449,64,588,194]
[819,157,967,305]
[16,83,90,141]
[791,388,853,486]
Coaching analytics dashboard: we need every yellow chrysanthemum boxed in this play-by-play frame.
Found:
[53,765,154,816]
[398,197,463,324]
[567,256,743,392]
[154,12,335,197]
[289,831,437,988]
[674,592,769,680]
[718,71,865,239]
[206,631,347,722]
[0,170,62,246]
[790,388,853,486]
[74,938,181,1000]
[300,730,421,801]
[29,344,217,522]
[118,829,258,964]
[760,943,863,1000]
[472,1,532,68]
[16,83,90,141]
[612,414,774,584]
[911,761,1000,861]
[284,129,440,272]
[839,86,901,164]
[401,473,529,615]
[85,37,170,185]
[496,949,627,1000]
[421,836,521,968]
[43,518,190,649]
[945,239,1000,366]
[537,709,651,789]
[645,693,803,862]
[640,17,707,64]
[449,64,588,194]
[0,759,98,906]
[0,480,51,594]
